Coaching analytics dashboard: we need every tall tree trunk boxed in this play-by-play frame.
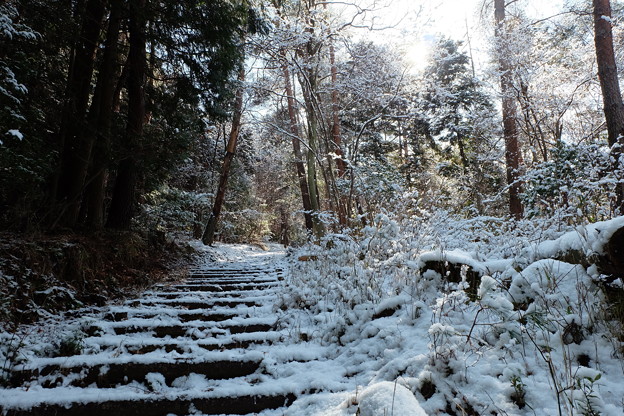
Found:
[106,0,146,229]
[53,0,107,227]
[494,0,523,219]
[282,58,314,231]
[84,0,123,229]
[323,1,346,181]
[202,66,246,245]
[279,206,290,246]
[329,42,345,177]
[328,36,348,226]
[593,0,624,212]
[301,71,324,238]
[113,51,130,113]
[295,5,325,238]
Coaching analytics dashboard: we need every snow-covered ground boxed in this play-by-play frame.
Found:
[280,215,624,415]
[2,225,624,415]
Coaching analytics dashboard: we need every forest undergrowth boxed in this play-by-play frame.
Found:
[281,200,624,415]
[0,230,194,328]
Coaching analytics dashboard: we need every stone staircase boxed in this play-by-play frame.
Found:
[1,261,299,416]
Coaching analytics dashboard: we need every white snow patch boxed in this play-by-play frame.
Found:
[356,381,427,416]
[7,129,23,140]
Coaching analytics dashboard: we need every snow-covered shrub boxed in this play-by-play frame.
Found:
[138,187,211,238]
[521,142,619,222]
[0,330,26,386]
[283,201,624,414]
[137,187,273,244]
[0,3,37,138]
[355,381,427,416]
[572,368,604,416]
[218,209,272,243]
[54,330,85,357]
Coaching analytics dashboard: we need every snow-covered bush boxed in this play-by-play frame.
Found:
[218,208,272,243]
[138,187,211,238]
[521,142,620,222]
[0,3,36,139]
[420,257,608,414]
[282,202,624,414]
[0,330,26,386]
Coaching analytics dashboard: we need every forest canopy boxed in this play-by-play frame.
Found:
[0,0,623,241]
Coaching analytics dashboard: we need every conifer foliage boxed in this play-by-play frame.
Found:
[0,0,252,231]
[1,0,624,241]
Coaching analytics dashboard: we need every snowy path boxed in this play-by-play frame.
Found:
[0,245,306,416]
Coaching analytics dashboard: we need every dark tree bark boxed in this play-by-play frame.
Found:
[593,0,624,212]
[328,45,344,174]
[282,59,314,231]
[113,52,130,113]
[54,0,108,227]
[202,67,246,245]
[83,0,123,229]
[300,70,324,238]
[323,0,346,183]
[328,37,348,226]
[279,207,290,246]
[294,9,325,238]
[494,0,523,219]
[106,0,146,229]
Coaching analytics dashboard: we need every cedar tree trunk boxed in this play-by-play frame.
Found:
[54,0,107,227]
[106,0,146,229]
[84,0,123,229]
[494,0,523,219]
[593,0,624,211]
[282,59,314,231]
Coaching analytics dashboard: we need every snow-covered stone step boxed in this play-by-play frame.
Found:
[155,282,278,292]
[189,265,280,271]
[187,276,283,282]
[186,272,283,281]
[103,310,239,323]
[2,391,297,416]
[98,315,275,328]
[189,269,268,276]
[188,269,279,274]
[197,338,268,351]
[146,293,276,302]
[10,358,263,389]
[91,339,258,355]
[144,291,249,300]
[187,272,271,277]
[103,305,266,320]
[187,273,278,279]
[86,331,281,354]
[107,322,274,338]
[181,279,279,286]
[139,298,266,309]
[184,276,279,282]
[146,287,276,297]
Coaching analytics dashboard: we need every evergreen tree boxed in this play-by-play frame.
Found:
[420,38,493,171]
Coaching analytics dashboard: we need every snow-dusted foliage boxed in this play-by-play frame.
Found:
[282,206,624,415]
[138,186,212,237]
[0,3,36,143]
[521,142,623,221]
[135,123,274,243]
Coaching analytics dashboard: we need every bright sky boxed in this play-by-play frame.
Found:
[340,0,566,73]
